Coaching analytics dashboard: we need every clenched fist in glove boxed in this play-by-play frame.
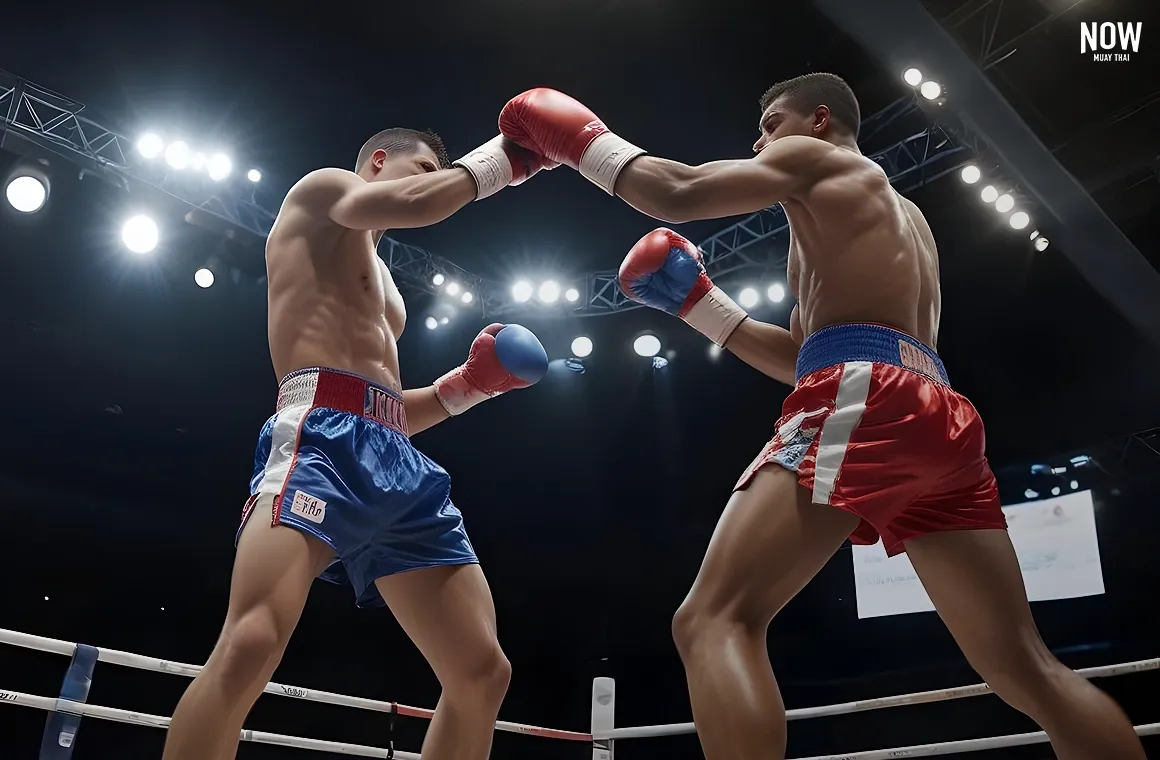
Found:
[618,228,749,347]
[499,88,645,195]
[434,324,549,415]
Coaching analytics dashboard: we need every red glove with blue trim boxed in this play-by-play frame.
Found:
[434,323,549,415]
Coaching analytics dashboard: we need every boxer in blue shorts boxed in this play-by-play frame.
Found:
[163,126,555,760]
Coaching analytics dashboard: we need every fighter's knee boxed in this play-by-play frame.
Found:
[442,641,511,703]
[213,611,286,691]
[971,639,1063,706]
[673,593,766,656]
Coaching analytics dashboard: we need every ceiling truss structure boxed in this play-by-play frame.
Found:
[2,70,982,319]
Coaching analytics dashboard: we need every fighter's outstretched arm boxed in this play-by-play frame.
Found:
[614,136,823,224]
[292,167,477,232]
[290,136,555,232]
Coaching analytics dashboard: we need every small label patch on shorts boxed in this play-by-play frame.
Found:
[289,490,326,524]
[898,339,942,382]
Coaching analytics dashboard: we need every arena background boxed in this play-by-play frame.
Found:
[1,0,1159,758]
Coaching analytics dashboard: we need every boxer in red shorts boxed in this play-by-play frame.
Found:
[496,77,1144,759]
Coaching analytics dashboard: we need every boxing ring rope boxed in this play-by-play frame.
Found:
[0,627,1155,759]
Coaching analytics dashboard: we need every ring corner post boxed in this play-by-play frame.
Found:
[591,676,615,760]
[39,643,98,760]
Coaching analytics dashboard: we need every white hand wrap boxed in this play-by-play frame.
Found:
[433,368,491,416]
[452,135,512,200]
[682,286,749,347]
[579,132,646,195]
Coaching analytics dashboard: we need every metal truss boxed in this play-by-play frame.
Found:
[1,71,982,320]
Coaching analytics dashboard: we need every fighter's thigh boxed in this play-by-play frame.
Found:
[684,465,861,626]
[905,529,1050,671]
[374,563,504,685]
[228,494,335,633]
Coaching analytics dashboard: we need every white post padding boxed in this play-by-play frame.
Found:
[591,676,616,760]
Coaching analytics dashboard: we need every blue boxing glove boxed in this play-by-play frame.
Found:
[434,323,548,415]
[617,228,748,346]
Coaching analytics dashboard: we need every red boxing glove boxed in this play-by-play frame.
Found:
[453,135,559,200]
[619,228,748,346]
[499,88,645,195]
[434,324,543,415]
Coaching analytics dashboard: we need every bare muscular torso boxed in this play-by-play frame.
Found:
[265,189,405,391]
[784,147,941,350]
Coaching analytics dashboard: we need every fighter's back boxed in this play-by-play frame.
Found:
[264,171,405,390]
[784,145,941,349]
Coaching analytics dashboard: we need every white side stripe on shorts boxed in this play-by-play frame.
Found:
[810,361,873,506]
[254,405,312,497]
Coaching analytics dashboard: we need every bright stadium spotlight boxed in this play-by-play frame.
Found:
[122,214,159,254]
[194,267,214,288]
[980,185,999,204]
[708,343,722,360]
[738,287,759,308]
[5,174,48,213]
[137,133,164,159]
[565,287,580,302]
[920,81,942,100]
[207,153,232,182]
[1070,480,1079,490]
[767,283,786,303]
[190,153,206,172]
[461,291,473,304]
[1051,486,1061,496]
[960,165,981,185]
[995,194,1015,213]
[512,280,533,302]
[425,316,438,330]
[445,281,461,297]
[1009,211,1030,230]
[432,273,445,286]
[633,333,662,358]
[903,68,923,86]
[538,280,560,303]
[247,169,262,183]
[571,336,593,358]
[440,317,450,325]
[165,140,191,170]
[1029,229,1040,241]
[1024,488,1038,500]
[1034,236,1050,252]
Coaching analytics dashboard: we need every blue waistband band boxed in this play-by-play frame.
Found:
[795,324,949,386]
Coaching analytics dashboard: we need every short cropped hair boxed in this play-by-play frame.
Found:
[355,127,451,172]
[760,73,861,140]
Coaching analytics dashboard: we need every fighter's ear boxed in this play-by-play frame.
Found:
[371,148,388,170]
[812,105,832,135]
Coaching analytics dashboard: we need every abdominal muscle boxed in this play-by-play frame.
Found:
[265,226,403,392]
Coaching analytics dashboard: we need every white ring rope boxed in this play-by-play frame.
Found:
[0,627,589,741]
[600,656,1160,739]
[792,723,1160,760]
[1,626,1154,759]
[0,688,417,758]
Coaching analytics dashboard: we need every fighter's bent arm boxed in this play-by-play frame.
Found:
[723,318,800,387]
[401,386,451,436]
[614,136,826,224]
[294,167,477,232]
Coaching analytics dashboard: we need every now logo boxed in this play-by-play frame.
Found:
[1080,22,1142,62]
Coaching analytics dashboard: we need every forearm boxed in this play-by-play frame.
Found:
[614,156,701,223]
[402,386,451,435]
[333,169,477,231]
[723,318,800,386]
[615,155,781,223]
